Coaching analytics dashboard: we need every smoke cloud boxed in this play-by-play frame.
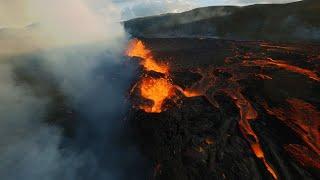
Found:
[0,0,148,180]
[0,0,124,56]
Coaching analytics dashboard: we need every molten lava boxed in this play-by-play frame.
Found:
[126,39,169,74]
[126,38,320,179]
[139,77,175,113]
[126,39,175,113]
[242,58,320,81]
[284,144,320,169]
[224,89,278,180]
[182,89,202,97]
[262,98,320,156]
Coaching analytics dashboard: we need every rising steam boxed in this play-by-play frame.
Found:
[0,0,148,179]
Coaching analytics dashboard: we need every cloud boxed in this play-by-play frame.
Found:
[116,0,196,20]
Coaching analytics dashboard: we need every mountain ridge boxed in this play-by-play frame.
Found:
[124,0,320,42]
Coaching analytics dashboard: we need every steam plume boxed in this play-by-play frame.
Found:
[0,0,148,179]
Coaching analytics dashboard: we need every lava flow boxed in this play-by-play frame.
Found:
[224,89,278,180]
[126,39,174,113]
[125,39,278,178]
[242,58,320,81]
[139,77,175,113]
[126,39,169,74]
[126,39,199,113]
[262,98,320,168]
[126,38,320,179]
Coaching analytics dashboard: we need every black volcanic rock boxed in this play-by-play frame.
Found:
[128,38,320,180]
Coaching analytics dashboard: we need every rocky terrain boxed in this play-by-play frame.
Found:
[126,38,320,180]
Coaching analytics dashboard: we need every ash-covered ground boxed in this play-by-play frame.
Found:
[127,38,320,180]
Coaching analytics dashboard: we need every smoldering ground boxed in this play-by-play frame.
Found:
[0,0,150,179]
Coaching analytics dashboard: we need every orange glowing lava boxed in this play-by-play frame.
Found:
[243,59,320,81]
[126,38,319,178]
[126,39,173,113]
[182,90,202,97]
[175,86,202,98]
[126,39,210,113]
[284,144,320,169]
[139,77,175,113]
[126,39,169,74]
[260,43,300,51]
[224,89,278,180]
[262,98,320,156]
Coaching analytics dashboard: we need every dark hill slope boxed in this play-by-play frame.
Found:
[124,0,320,42]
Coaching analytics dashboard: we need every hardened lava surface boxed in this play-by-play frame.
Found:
[127,38,320,180]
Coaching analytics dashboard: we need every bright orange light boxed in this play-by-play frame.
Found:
[182,89,202,97]
[126,39,150,59]
[243,59,320,81]
[126,39,169,74]
[225,89,277,180]
[139,77,175,113]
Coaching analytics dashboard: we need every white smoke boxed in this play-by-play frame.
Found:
[0,0,125,56]
[0,0,147,180]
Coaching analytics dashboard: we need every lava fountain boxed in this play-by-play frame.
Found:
[126,39,173,113]
[139,77,175,113]
[126,39,206,113]
[126,39,169,74]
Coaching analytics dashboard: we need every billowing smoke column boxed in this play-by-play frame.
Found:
[0,0,149,179]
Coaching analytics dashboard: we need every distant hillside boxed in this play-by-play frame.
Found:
[124,0,320,42]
